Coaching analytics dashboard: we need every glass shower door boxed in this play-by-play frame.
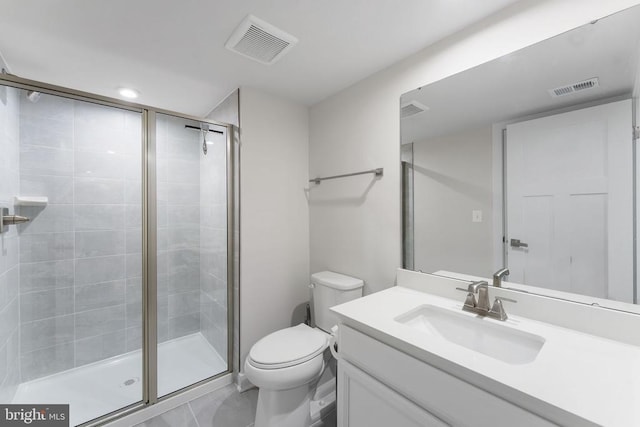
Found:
[0,85,144,425]
[155,113,228,397]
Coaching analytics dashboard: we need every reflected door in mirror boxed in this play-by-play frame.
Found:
[505,99,632,302]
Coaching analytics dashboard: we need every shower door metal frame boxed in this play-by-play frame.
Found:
[143,109,158,406]
[0,73,236,426]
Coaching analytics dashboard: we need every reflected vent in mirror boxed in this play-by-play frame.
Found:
[401,101,429,119]
[225,15,298,65]
[549,77,599,97]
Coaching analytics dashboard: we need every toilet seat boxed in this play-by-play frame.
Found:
[245,352,325,391]
[248,324,328,369]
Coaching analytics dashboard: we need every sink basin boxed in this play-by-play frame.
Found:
[395,305,545,364]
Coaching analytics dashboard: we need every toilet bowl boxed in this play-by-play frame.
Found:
[244,271,364,427]
[245,324,329,427]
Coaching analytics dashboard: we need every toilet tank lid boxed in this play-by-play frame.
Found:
[311,271,364,290]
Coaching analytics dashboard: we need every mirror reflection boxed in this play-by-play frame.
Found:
[400,5,640,306]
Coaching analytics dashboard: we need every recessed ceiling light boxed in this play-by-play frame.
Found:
[118,87,139,99]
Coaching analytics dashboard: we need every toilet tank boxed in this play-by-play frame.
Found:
[311,271,363,333]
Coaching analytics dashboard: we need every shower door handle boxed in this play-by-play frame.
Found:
[510,238,528,248]
[1,207,30,233]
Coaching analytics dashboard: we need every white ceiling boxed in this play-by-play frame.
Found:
[0,0,520,116]
[401,4,640,144]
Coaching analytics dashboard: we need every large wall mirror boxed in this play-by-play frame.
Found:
[401,4,640,310]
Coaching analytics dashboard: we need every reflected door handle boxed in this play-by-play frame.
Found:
[510,238,529,248]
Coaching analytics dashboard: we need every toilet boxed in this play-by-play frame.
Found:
[244,271,364,427]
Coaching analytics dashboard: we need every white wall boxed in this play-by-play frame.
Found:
[413,127,493,277]
[207,90,239,127]
[238,87,310,368]
[636,91,640,305]
[309,0,640,295]
[0,50,10,74]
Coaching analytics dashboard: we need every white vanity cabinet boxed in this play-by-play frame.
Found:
[331,272,640,426]
[336,325,559,427]
[338,360,447,427]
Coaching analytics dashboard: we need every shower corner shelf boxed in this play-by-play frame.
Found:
[14,196,48,206]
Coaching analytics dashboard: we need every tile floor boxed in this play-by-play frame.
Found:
[134,384,258,427]
[135,382,338,427]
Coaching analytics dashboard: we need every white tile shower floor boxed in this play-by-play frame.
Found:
[12,333,226,426]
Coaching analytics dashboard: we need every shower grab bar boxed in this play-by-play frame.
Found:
[309,168,383,185]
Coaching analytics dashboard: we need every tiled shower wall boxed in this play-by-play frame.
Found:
[157,114,228,357]
[17,94,142,381]
[4,92,229,386]
[199,128,228,359]
[206,88,237,374]
[156,115,202,343]
[0,86,21,401]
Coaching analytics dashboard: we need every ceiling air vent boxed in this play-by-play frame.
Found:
[225,15,298,65]
[401,101,429,119]
[549,77,600,98]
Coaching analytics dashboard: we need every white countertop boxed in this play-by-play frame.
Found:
[331,280,640,426]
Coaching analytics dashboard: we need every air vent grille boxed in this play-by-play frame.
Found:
[226,15,298,65]
[549,78,600,98]
[401,101,429,118]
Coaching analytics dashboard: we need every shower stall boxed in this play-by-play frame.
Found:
[0,75,234,426]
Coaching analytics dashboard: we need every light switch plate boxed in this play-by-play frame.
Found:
[472,210,482,223]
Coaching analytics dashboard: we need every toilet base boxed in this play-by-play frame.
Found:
[254,382,316,427]
[310,379,336,425]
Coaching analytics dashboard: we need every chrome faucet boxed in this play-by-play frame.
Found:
[492,268,510,287]
[456,280,516,321]
[457,281,490,312]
